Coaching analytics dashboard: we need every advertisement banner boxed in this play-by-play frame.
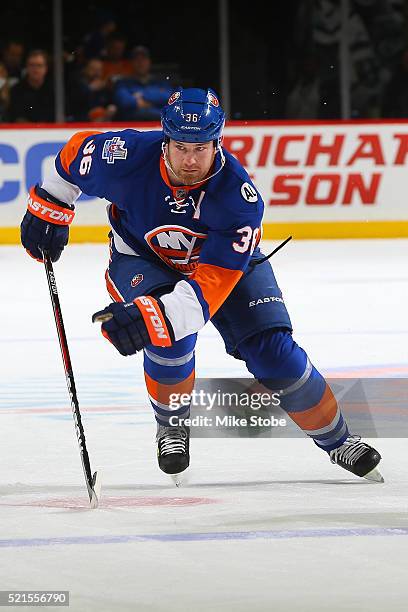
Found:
[1,120,408,241]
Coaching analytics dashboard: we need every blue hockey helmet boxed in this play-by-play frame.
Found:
[161,88,225,144]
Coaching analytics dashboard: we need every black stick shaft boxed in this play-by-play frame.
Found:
[43,251,98,506]
[251,235,292,266]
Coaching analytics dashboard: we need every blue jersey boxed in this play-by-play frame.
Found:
[43,129,264,341]
[114,80,173,120]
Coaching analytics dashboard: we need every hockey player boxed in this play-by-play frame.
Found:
[21,88,383,482]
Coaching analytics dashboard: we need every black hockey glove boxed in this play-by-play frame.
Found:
[21,185,75,262]
[92,297,174,356]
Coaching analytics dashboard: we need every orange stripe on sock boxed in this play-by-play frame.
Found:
[144,370,195,406]
[59,130,101,175]
[287,384,338,431]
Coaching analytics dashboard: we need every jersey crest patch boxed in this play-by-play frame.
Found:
[102,137,128,164]
[131,273,144,287]
[241,182,258,203]
[145,225,207,274]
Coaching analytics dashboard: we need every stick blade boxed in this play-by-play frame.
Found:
[89,471,102,509]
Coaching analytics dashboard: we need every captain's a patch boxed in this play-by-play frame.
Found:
[241,182,258,203]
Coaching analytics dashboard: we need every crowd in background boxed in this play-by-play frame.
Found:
[285,0,407,119]
[1,0,408,123]
[0,15,178,124]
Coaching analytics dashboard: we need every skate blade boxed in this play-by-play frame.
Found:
[170,473,183,487]
[170,471,189,487]
[364,467,384,483]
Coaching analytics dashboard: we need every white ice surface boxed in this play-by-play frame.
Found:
[1,239,408,611]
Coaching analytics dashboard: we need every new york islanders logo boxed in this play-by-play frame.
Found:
[131,273,144,287]
[145,225,207,274]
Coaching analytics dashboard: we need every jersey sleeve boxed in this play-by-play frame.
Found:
[50,129,145,201]
[160,182,264,341]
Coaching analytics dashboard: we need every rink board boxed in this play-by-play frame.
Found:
[1,119,408,241]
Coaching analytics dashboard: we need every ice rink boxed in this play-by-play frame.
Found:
[1,238,407,611]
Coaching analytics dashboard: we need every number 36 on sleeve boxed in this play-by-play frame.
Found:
[232,226,260,254]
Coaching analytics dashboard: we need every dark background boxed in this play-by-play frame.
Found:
[1,0,408,120]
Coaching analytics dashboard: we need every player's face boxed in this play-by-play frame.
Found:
[167,140,216,185]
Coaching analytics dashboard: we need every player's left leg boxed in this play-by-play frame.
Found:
[212,251,383,481]
[106,235,194,476]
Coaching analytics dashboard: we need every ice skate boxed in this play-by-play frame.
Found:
[156,423,190,478]
[329,435,383,482]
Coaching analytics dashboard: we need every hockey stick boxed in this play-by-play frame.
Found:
[42,251,101,509]
[250,235,292,267]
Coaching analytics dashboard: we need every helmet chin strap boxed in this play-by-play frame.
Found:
[161,142,226,187]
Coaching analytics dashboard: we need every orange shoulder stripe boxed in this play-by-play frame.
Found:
[191,263,243,317]
[59,130,102,175]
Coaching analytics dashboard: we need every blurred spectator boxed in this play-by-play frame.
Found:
[83,10,117,59]
[0,62,10,121]
[382,49,408,117]
[114,46,173,120]
[67,58,117,122]
[1,40,25,87]
[64,42,87,84]
[285,56,321,118]
[8,50,54,122]
[102,33,132,83]
[292,0,404,119]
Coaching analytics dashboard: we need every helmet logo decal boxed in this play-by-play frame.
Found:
[208,92,219,107]
[168,91,181,105]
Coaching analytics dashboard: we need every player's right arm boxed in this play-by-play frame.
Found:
[20,129,138,262]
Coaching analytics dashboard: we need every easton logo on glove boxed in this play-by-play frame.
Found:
[27,186,75,225]
[134,296,171,346]
[92,295,173,355]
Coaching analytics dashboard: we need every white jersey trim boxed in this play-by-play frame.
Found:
[42,163,82,206]
[160,280,206,341]
[110,223,140,257]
